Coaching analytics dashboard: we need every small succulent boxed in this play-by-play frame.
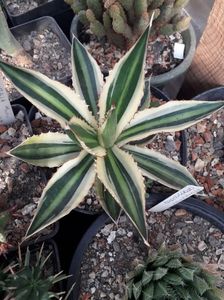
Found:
[66,0,191,48]
[0,24,223,245]
[126,249,224,300]
[4,244,68,300]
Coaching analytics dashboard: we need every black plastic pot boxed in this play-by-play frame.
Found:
[70,15,196,99]
[192,86,224,101]
[12,103,32,134]
[3,0,70,26]
[67,194,224,300]
[7,16,71,104]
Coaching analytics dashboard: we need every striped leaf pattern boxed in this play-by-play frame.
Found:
[69,116,106,157]
[27,152,95,237]
[99,26,150,136]
[117,101,224,145]
[95,179,121,222]
[124,145,198,190]
[0,61,96,128]
[9,132,81,167]
[72,36,103,117]
[96,146,148,245]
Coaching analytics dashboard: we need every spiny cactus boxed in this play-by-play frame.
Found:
[66,0,191,48]
[126,249,224,300]
[4,244,68,300]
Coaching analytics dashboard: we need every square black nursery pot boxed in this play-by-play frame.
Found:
[8,16,71,104]
[3,0,70,26]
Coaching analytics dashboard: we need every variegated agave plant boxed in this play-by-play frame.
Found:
[0,25,223,245]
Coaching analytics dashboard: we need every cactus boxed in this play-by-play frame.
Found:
[67,0,191,48]
[126,249,224,300]
[3,244,68,300]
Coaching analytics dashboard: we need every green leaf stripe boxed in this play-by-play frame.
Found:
[72,37,101,117]
[0,61,83,121]
[126,146,198,190]
[69,119,99,148]
[105,148,147,238]
[105,28,149,122]
[118,101,224,143]
[10,143,80,160]
[27,154,94,236]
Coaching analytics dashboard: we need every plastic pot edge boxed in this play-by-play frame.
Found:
[67,195,224,299]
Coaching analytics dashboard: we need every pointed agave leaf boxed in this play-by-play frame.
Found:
[98,107,118,148]
[163,273,184,286]
[142,282,154,300]
[133,280,142,300]
[154,281,170,298]
[72,36,104,117]
[153,267,168,280]
[193,275,210,296]
[96,146,148,245]
[95,179,121,222]
[142,270,154,286]
[69,116,106,157]
[99,25,151,136]
[118,100,224,145]
[9,132,81,167]
[165,258,183,269]
[26,152,95,237]
[124,145,198,190]
[0,61,97,128]
[174,286,191,300]
[177,267,196,281]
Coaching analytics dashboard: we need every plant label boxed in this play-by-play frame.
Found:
[149,185,204,212]
[173,43,185,59]
[0,75,15,124]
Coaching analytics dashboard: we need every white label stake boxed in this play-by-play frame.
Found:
[149,185,204,213]
[0,74,15,125]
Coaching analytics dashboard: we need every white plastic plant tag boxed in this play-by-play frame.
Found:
[149,185,204,213]
[173,43,185,59]
[0,75,15,124]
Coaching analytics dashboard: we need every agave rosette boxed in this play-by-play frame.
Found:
[0,25,223,245]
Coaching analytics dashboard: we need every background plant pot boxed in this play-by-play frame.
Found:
[12,103,32,134]
[10,16,71,85]
[151,24,196,99]
[3,0,70,26]
[69,15,196,99]
[192,86,224,101]
[4,16,71,104]
[66,194,224,300]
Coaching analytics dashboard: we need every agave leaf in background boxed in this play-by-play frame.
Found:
[98,25,150,136]
[0,61,97,129]
[117,100,224,145]
[72,36,104,117]
[124,145,198,190]
[95,179,121,222]
[9,132,81,167]
[27,152,95,237]
[96,146,148,245]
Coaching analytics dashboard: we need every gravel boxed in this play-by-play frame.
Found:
[187,109,224,211]
[0,25,71,101]
[5,0,53,15]
[79,209,224,299]
[0,109,52,253]
[83,32,184,78]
